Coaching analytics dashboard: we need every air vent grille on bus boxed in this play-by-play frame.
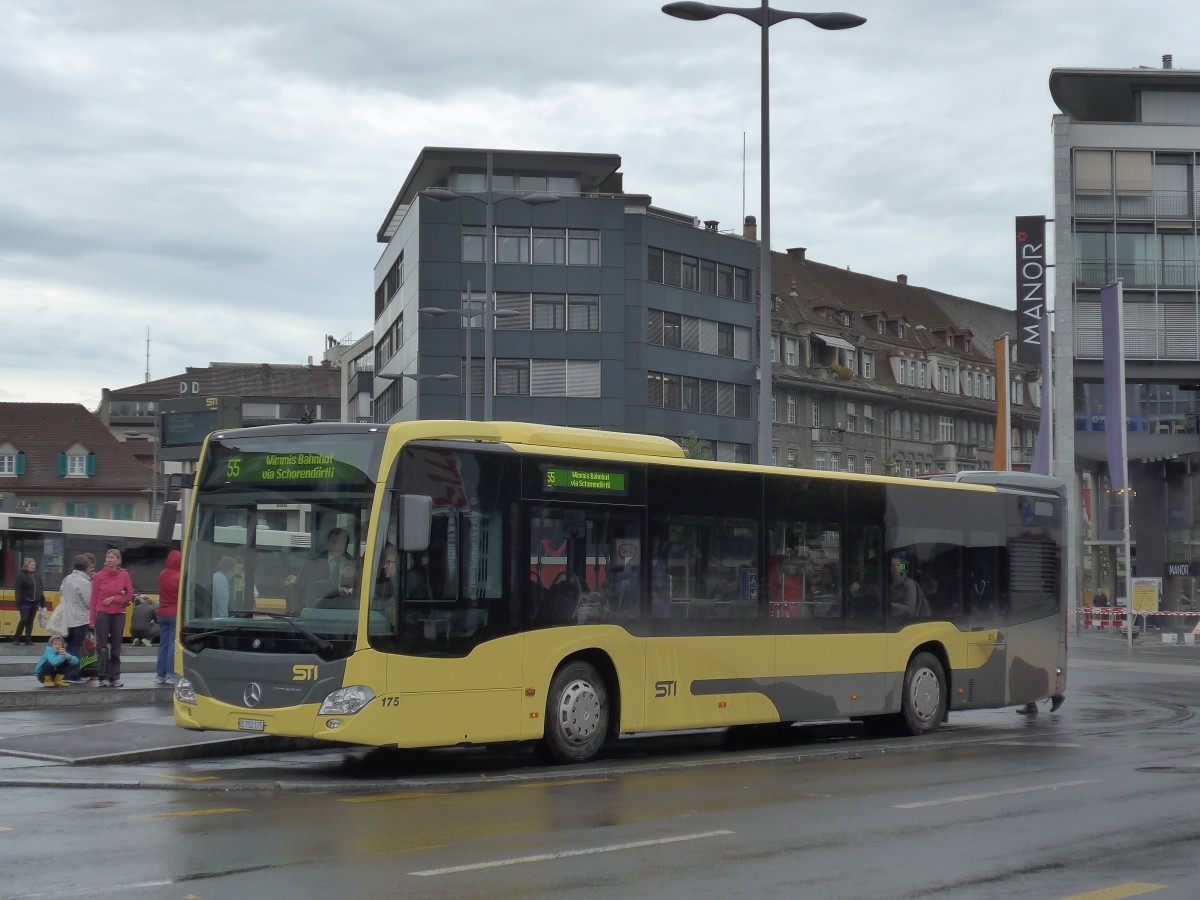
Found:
[1008,539,1058,596]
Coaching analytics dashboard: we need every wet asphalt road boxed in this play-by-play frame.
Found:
[2,637,1199,898]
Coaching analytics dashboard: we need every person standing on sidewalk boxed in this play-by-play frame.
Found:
[58,555,94,683]
[155,550,180,685]
[89,548,134,688]
[14,558,47,645]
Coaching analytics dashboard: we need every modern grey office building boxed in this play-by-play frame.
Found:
[370,147,760,461]
[1051,58,1200,608]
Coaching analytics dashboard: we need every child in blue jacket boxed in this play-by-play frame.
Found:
[35,635,79,688]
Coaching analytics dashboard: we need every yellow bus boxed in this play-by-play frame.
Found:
[1,513,180,640]
[173,421,1067,763]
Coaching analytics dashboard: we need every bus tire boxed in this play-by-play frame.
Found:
[900,651,946,736]
[541,660,609,764]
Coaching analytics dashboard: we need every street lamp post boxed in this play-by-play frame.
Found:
[420,151,559,421]
[663,1,865,465]
[418,304,520,419]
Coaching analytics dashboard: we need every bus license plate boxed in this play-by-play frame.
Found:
[237,718,265,732]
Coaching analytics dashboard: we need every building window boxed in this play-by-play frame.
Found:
[496,358,531,395]
[815,451,827,471]
[918,362,927,388]
[771,394,778,423]
[533,228,566,264]
[786,448,798,466]
[785,337,798,366]
[717,323,735,358]
[462,226,486,263]
[845,401,857,433]
[647,371,664,408]
[532,294,566,330]
[830,452,841,472]
[67,454,88,476]
[861,352,874,379]
[681,256,699,291]
[846,456,857,474]
[938,415,955,442]
[863,404,874,435]
[568,229,600,266]
[65,502,98,518]
[0,453,15,475]
[864,457,873,475]
[112,503,134,521]
[496,227,531,263]
[787,395,797,425]
[940,366,954,393]
[682,377,699,411]
[567,295,600,331]
[810,400,821,428]
[662,311,682,348]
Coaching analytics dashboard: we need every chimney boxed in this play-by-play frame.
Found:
[786,247,807,262]
[704,219,718,231]
[743,215,757,241]
[897,274,908,285]
[1164,54,1174,69]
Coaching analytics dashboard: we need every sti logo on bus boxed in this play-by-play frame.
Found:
[293,665,318,681]
[654,680,677,698]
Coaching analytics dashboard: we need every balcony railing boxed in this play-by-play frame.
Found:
[809,427,845,444]
[1075,190,1195,220]
[1075,259,1197,289]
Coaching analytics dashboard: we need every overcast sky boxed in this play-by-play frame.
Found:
[4,1,1194,406]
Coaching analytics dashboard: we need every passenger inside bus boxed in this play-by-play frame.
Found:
[888,555,931,619]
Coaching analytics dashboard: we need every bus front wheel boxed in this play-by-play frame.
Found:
[900,651,946,736]
[541,660,609,764]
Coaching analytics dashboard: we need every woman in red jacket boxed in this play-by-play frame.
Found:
[156,550,181,685]
[89,548,134,688]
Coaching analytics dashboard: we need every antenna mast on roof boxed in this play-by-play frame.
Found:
[145,327,151,382]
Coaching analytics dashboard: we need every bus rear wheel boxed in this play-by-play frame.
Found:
[541,660,609,764]
[900,651,946,736]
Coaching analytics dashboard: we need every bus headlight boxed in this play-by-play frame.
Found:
[319,685,376,716]
[174,678,197,706]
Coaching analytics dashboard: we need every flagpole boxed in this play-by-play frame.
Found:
[1101,280,1132,648]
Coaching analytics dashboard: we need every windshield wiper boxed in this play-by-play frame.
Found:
[236,610,336,653]
[184,612,335,654]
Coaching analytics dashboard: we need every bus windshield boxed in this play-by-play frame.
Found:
[180,428,385,659]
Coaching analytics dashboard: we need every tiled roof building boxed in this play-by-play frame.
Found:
[0,403,152,519]
[766,247,1043,475]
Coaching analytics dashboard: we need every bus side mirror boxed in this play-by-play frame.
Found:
[396,494,432,552]
[156,502,178,545]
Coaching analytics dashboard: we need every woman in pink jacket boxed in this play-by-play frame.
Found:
[90,548,135,688]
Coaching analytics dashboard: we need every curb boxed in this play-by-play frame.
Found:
[0,686,172,710]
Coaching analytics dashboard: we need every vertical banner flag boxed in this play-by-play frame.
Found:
[1030,322,1052,475]
[1099,281,1128,492]
[993,335,1011,471]
[1015,216,1047,365]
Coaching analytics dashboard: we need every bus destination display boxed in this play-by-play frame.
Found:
[223,452,359,486]
[544,467,626,493]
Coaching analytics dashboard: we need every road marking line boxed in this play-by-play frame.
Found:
[134,808,247,819]
[895,779,1099,809]
[0,826,13,832]
[340,791,446,804]
[988,741,1083,748]
[409,830,735,876]
[517,777,612,789]
[150,774,221,782]
[1062,882,1166,899]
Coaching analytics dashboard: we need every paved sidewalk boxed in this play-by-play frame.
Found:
[0,641,166,709]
